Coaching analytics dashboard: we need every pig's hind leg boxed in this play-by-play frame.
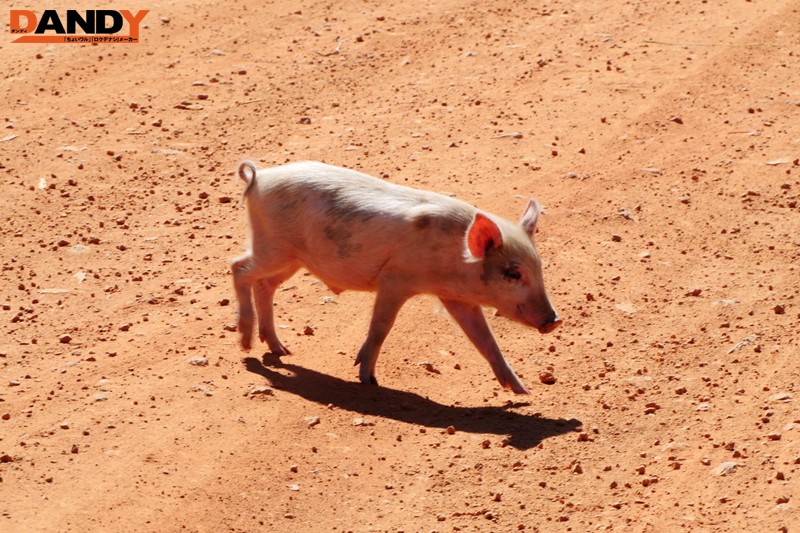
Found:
[253,264,299,355]
[440,299,530,394]
[232,244,296,352]
[354,288,410,386]
[231,252,259,351]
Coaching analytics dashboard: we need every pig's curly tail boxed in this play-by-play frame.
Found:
[238,161,257,198]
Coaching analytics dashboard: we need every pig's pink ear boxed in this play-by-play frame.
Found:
[520,197,541,239]
[466,213,503,260]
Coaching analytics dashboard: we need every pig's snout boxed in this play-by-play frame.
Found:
[516,304,562,334]
[537,316,562,334]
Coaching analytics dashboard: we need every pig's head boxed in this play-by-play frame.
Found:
[464,198,562,334]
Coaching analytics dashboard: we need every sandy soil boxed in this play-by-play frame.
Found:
[1,0,799,531]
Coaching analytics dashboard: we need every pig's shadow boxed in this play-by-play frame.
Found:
[243,356,582,450]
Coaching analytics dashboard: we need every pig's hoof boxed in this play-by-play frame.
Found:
[359,374,379,386]
[240,337,252,351]
[267,344,291,356]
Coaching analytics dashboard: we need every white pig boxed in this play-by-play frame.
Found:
[231,161,561,394]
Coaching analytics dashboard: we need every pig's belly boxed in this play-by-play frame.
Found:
[294,246,387,294]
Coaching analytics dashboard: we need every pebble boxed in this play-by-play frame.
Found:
[419,362,440,374]
[59,334,72,344]
[353,417,375,427]
[769,392,792,402]
[715,462,739,476]
[305,416,321,428]
[246,386,274,397]
[188,357,209,367]
[539,371,556,385]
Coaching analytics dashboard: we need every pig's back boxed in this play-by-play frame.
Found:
[246,161,475,292]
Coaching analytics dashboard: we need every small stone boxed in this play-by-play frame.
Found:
[223,323,237,332]
[305,416,321,428]
[1,413,9,421]
[715,461,739,476]
[419,362,440,374]
[353,417,374,427]
[287,483,300,491]
[188,357,209,367]
[445,425,456,435]
[774,305,785,314]
[669,115,684,125]
[59,334,72,344]
[0,454,13,463]
[71,444,79,454]
[769,392,792,402]
[218,196,232,204]
[611,235,622,242]
[303,325,314,335]
[539,371,556,385]
[246,385,274,397]
[767,432,782,441]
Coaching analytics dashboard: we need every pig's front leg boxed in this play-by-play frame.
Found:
[354,288,410,386]
[253,266,299,355]
[440,298,530,394]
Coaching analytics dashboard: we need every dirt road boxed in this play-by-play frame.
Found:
[1,0,798,530]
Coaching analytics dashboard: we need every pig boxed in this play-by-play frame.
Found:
[231,160,562,394]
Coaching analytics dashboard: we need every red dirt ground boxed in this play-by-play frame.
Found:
[1,1,799,531]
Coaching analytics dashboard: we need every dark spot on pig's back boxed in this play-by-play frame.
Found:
[320,188,377,224]
[324,225,362,258]
[437,218,462,235]
[414,215,431,230]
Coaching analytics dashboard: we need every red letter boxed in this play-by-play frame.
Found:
[10,10,36,33]
[120,10,148,42]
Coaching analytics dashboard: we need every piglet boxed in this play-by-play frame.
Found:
[232,161,562,394]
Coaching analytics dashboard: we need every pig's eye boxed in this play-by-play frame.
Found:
[502,265,522,281]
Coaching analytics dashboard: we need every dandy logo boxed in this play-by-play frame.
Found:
[10,9,149,43]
